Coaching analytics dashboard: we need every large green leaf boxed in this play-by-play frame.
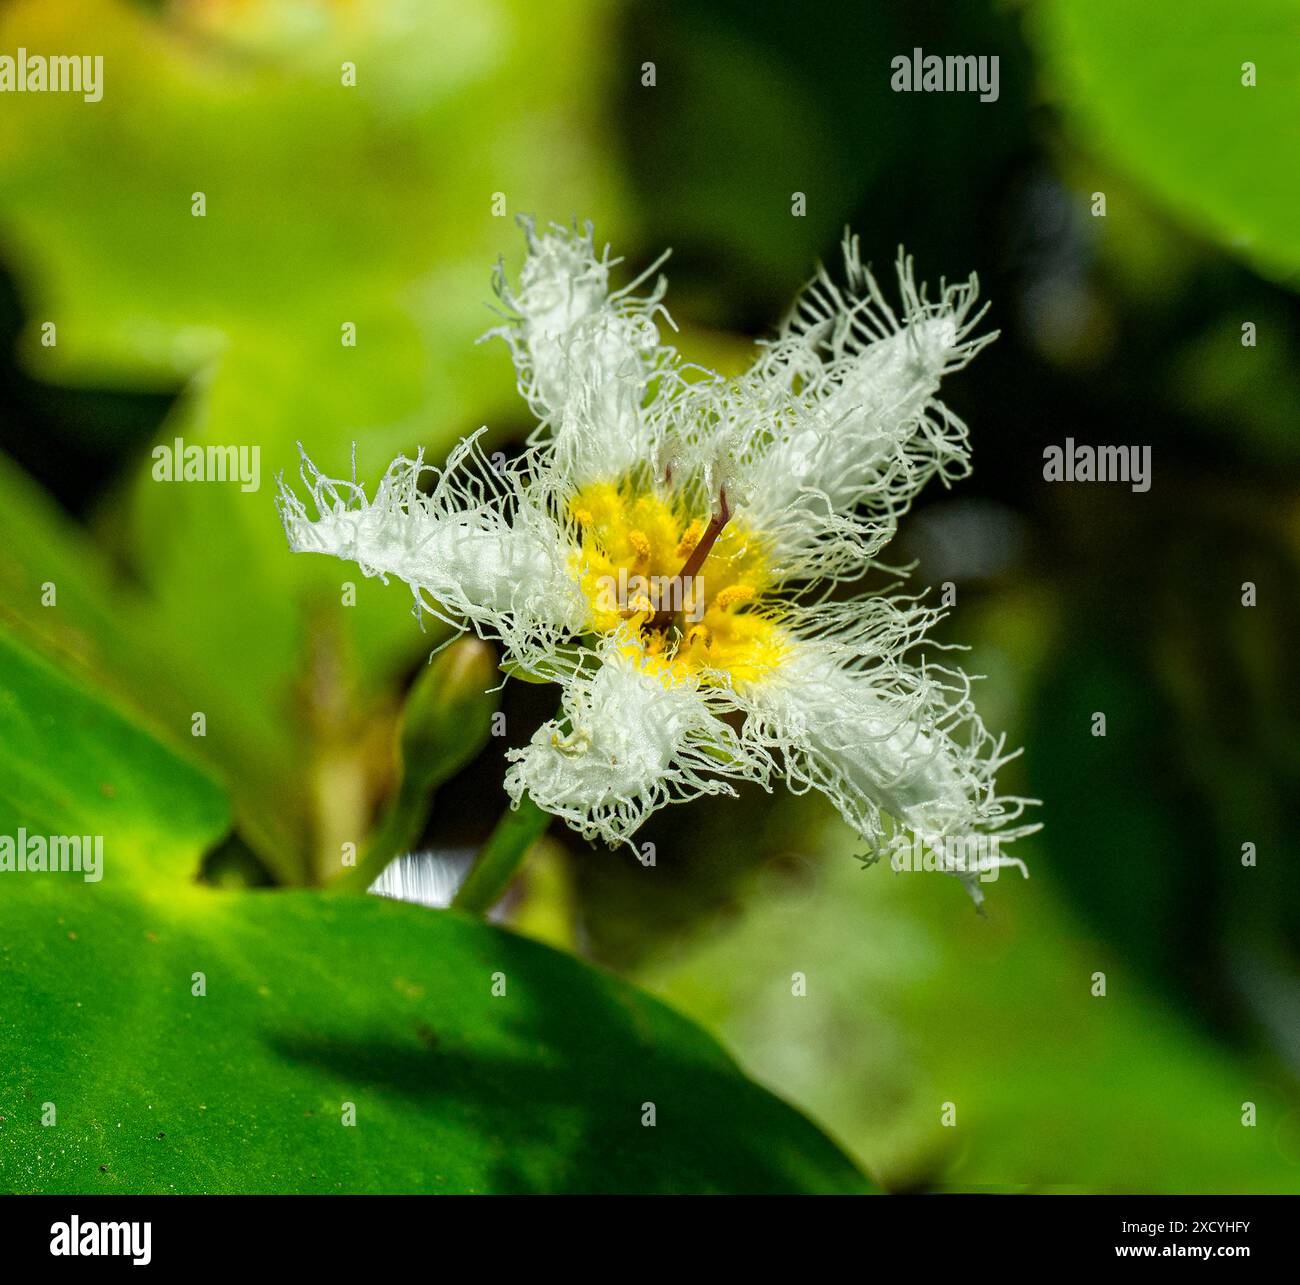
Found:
[0,629,869,1193]
[1032,0,1300,286]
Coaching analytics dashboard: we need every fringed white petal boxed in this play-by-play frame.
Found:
[669,239,995,584]
[485,217,671,486]
[504,635,771,848]
[275,432,585,647]
[736,623,1037,900]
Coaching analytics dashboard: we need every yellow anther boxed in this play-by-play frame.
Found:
[686,624,712,649]
[573,507,594,527]
[675,520,703,558]
[628,530,652,563]
[713,584,755,612]
[551,726,591,755]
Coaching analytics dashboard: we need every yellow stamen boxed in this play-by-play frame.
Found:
[676,520,703,558]
[568,480,785,685]
[713,584,755,612]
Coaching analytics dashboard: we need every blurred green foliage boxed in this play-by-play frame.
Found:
[1033,0,1300,288]
[0,0,627,883]
[644,828,1298,1193]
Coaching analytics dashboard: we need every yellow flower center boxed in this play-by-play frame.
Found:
[570,481,787,685]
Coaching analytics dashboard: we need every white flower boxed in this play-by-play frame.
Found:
[278,218,1039,899]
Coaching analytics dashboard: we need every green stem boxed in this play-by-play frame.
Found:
[452,797,550,915]
[331,636,498,893]
[337,776,430,893]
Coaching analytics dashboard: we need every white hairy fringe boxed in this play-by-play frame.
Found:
[733,630,1038,862]
[542,374,666,494]
[278,219,1037,891]
[504,633,774,850]
[681,592,1039,890]
[656,239,995,585]
[769,236,993,375]
[275,431,585,651]
[484,216,676,487]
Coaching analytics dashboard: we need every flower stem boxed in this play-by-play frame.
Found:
[335,638,498,893]
[336,773,431,894]
[452,797,550,915]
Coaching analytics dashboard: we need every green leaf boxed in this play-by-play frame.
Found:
[0,629,870,1193]
[1032,0,1300,286]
